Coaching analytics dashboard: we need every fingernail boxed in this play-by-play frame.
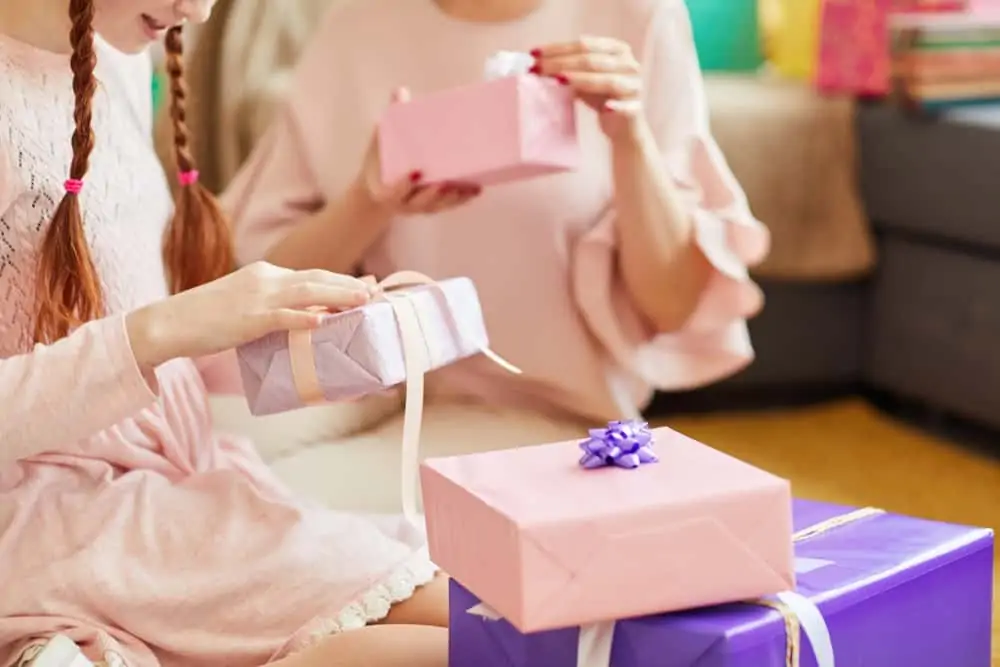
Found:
[530,48,542,58]
[409,170,423,182]
[555,74,570,85]
[529,63,541,75]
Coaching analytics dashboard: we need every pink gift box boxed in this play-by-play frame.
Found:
[420,426,795,632]
[816,0,893,95]
[237,277,488,416]
[378,75,580,187]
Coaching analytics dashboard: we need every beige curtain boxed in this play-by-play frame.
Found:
[154,0,337,195]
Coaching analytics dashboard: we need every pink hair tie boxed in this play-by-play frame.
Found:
[64,179,84,195]
[178,170,200,187]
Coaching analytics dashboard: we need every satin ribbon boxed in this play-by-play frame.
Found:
[467,506,888,667]
[287,271,520,525]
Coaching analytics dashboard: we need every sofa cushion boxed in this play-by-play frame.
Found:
[865,234,1000,427]
[858,104,1000,253]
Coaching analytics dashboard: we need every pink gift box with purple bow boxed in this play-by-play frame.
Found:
[378,51,580,186]
[420,422,797,633]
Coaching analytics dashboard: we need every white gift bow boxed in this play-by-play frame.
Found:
[287,271,520,526]
[484,50,536,79]
[463,506,893,667]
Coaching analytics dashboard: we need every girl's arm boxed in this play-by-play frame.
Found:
[0,316,159,462]
[1,141,156,460]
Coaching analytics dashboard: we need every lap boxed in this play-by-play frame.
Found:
[267,400,586,513]
[268,624,447,667]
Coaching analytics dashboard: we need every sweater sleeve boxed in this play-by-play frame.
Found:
[0,315,160,463]
[572,0,770,394]
[0,138,158,460]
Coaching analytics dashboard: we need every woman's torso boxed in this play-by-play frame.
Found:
[285,0,651,420]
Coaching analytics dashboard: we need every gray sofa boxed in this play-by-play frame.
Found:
[859,104,1000,430]
[654,103,1000,434]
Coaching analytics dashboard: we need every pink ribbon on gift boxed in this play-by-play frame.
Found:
[287,270,520,525]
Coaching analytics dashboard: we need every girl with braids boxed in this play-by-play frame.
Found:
[0,1,451,666]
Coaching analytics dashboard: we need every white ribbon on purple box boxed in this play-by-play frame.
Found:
[466,506,890,667]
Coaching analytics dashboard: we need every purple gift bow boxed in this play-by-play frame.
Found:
[462,509,886,667]
[578,420,658,470]
[287,271,521,528]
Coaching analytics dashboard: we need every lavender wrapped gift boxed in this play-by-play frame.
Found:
[237,273,513,416]
[450,499,994,667]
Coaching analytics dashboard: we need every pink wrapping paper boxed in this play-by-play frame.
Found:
[816,0,893,95]
[420,426,796,633]
[378,75,579,186]
[237,277,488,416]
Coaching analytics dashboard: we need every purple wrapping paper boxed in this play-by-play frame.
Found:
[449,499,994,667]
[237,277,488,415]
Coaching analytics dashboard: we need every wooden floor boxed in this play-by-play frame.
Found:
[661,398,1000,664]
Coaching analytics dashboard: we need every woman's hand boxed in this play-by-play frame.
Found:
[530,37,646,142]
[355,88,482,216]
[126,262,372,368]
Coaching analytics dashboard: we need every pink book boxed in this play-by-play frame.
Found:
[893,0,967,10]
[817,0,894,95]
[420,422,796,632]
[378,73,579,187]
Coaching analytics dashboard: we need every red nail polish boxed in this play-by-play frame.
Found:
[530,48,542,58]
[556,74,570,85]
[529,64,541,75]
[409,170,423,182]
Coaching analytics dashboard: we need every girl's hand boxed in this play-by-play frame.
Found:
[126,262,372,368]
[530,37,646,142]
[356,88,482,216]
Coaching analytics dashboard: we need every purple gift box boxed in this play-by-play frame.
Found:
[449,499,994,667]
[237,277,489,415]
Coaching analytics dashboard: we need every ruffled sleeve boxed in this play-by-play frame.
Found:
[224,100,327,267]
[572,0,770,394]
[223,5,345,267]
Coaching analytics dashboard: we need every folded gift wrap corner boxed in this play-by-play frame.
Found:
[422,426,796,632]
[237,276,491,416]
[378,52,579,186]
[516,510,797,631]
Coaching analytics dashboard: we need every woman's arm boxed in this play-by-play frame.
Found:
[224,6,478,273]
[255,175,391,274]
[612,0,768,333]
[609,120,713,332]
[536,0,767,335]
[223,100,390,273]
